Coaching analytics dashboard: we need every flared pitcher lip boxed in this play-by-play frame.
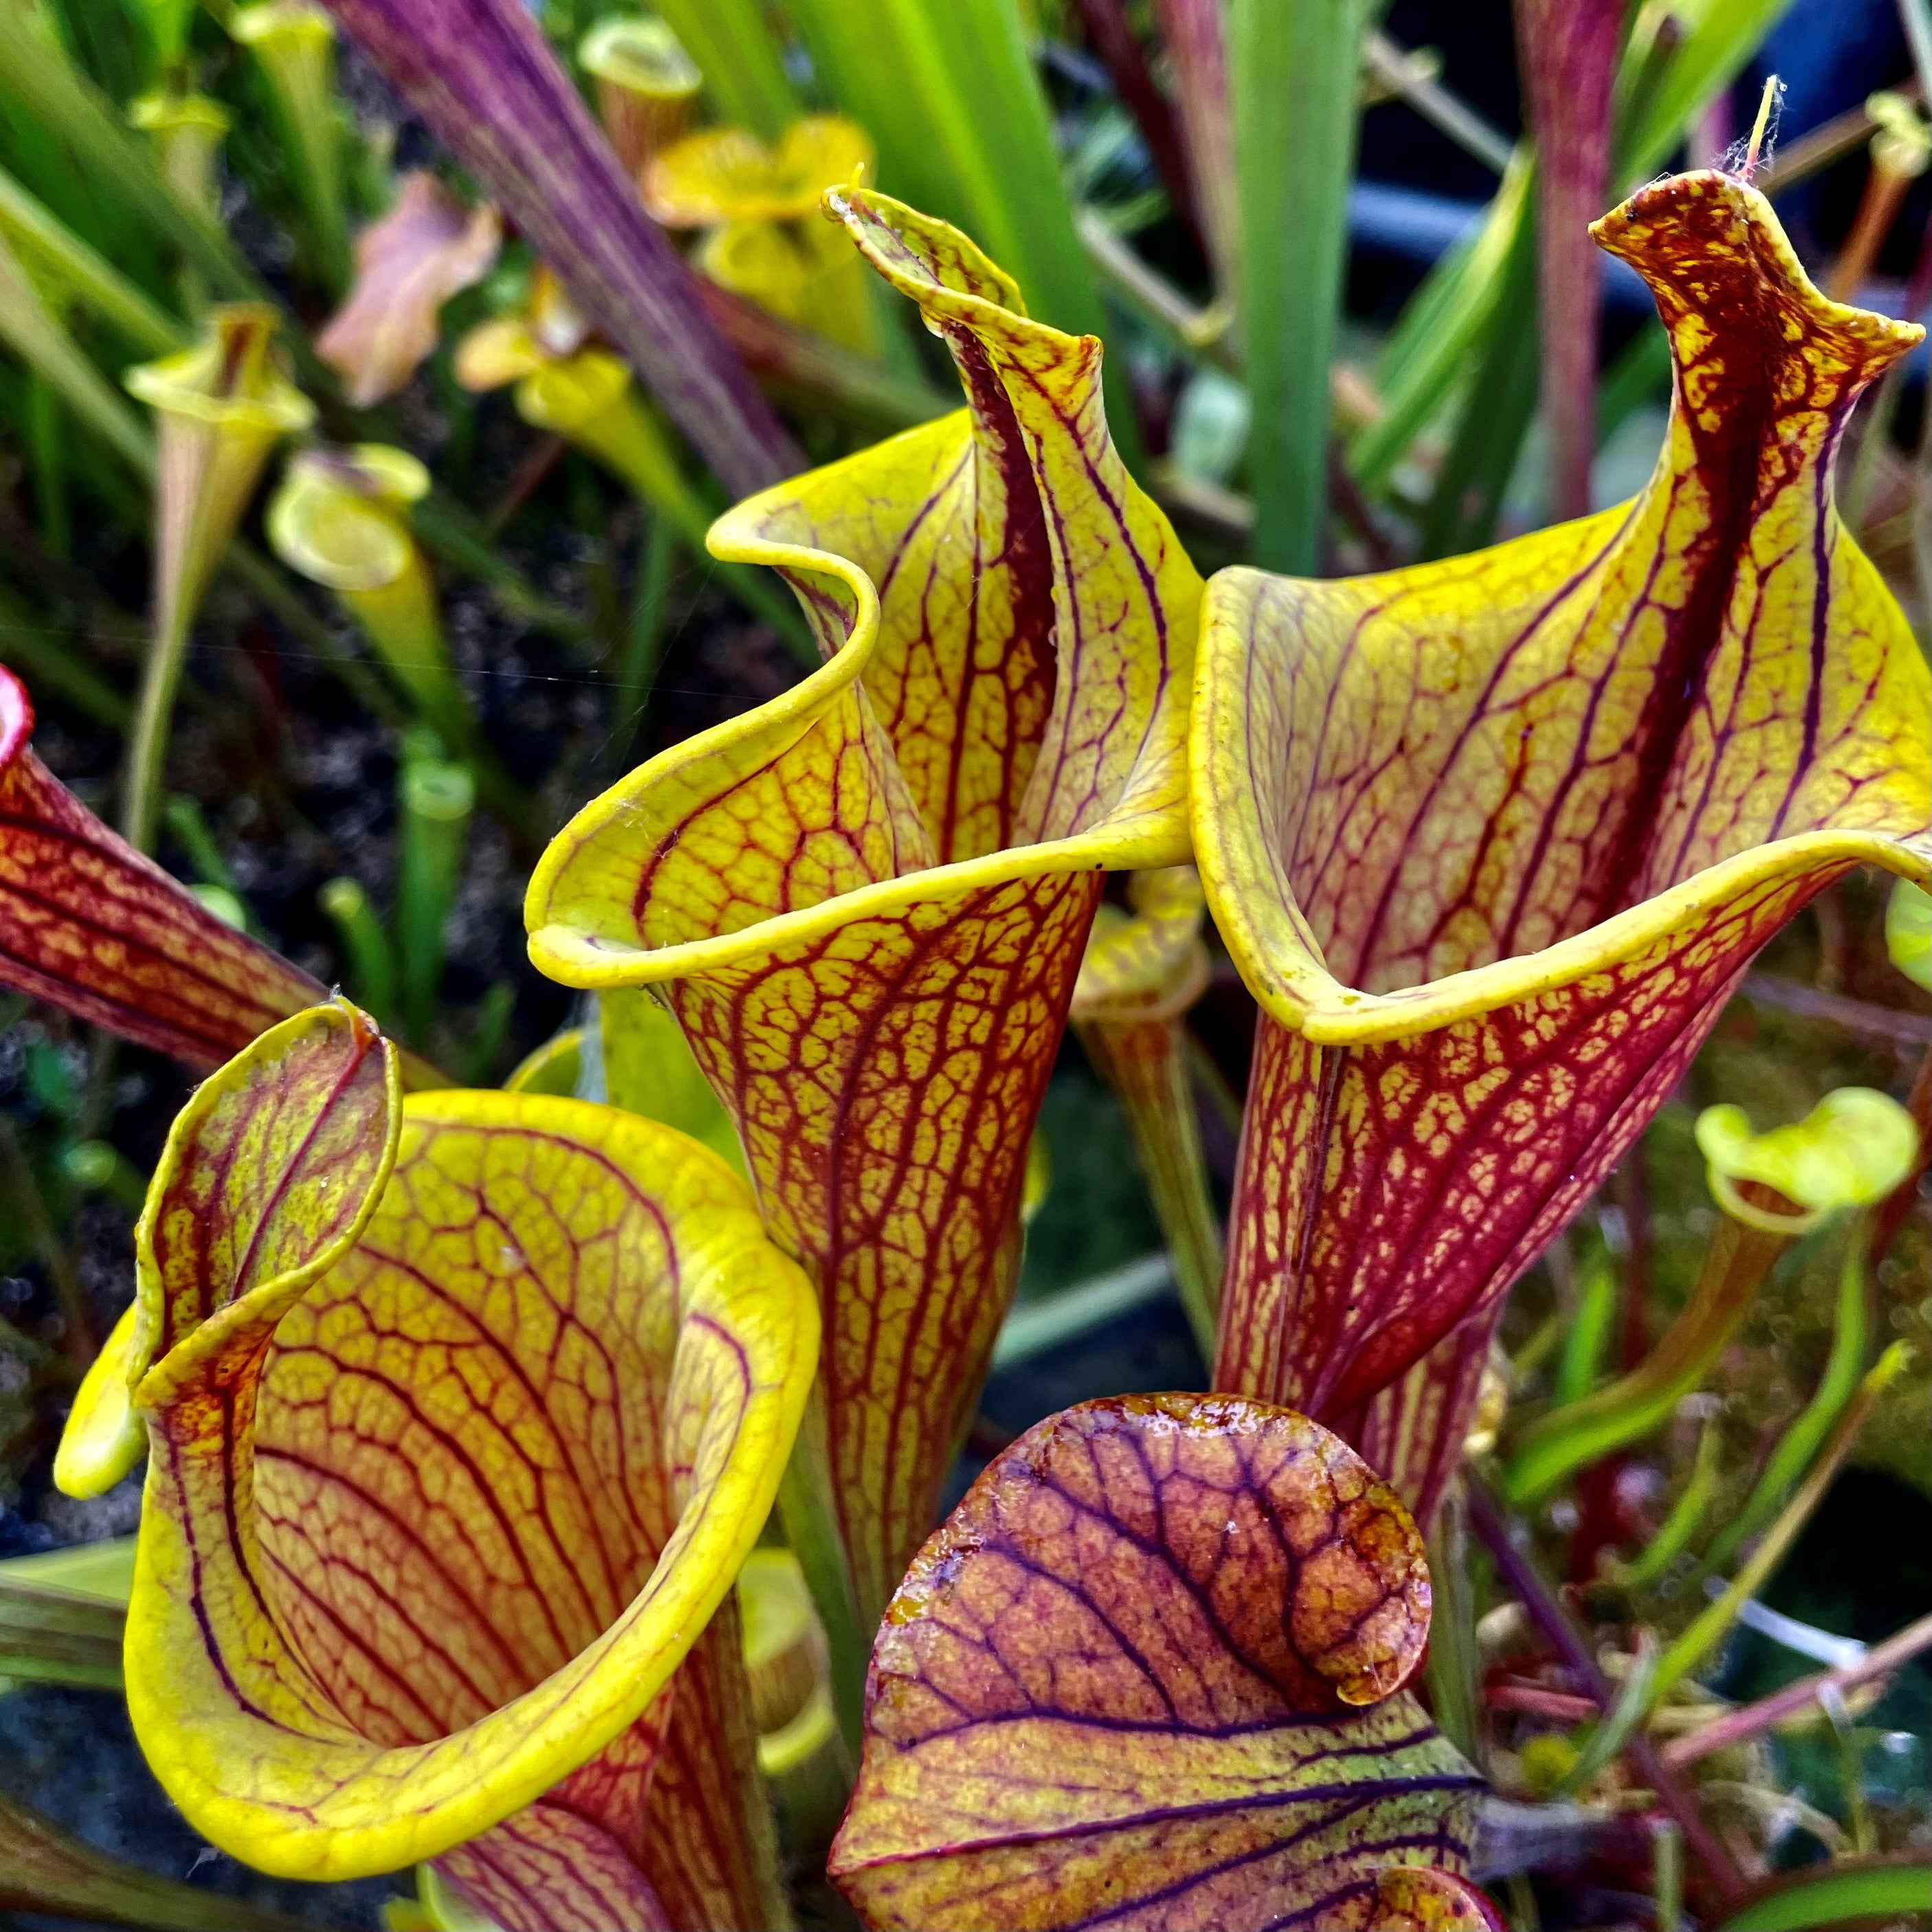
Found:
[122,1082,818,1883]
[1205,825,1931,1050]
[526,416,1192,987]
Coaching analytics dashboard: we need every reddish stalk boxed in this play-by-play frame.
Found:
[1070,0,1202,252]
[1742,972,1931,1049]
[1151,0,1238,288]
[1661,1612,1932,1770]
[1487,1683,1601,1723]
[1828,155,1918,302]
[484,434,567,541]
[1465,1476,1747,1906]
[1513,0,1623,524]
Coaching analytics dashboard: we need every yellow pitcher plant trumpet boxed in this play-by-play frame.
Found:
[643,116,878,352]
[266,443,531,837]
[230,1,347,289]
[454,267,806,652]
[122,304,314,850]
[528,187,1201,1634]
[579,14,702,185]
[1193,170,1931,1522]
[56,1000,818,1929]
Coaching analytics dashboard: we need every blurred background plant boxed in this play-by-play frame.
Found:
[0,0,1925,1924]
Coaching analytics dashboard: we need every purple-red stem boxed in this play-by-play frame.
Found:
[1661,1611,1932,1770]
[1466,1476,1746,1906]
[1151,0,1238,288]
[1513,0,1623,524]
[317,0,802,497]
[1071,0,1203,254]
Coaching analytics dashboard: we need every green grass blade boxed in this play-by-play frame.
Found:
[1649,1344,1909,1711]
[1355,0,1793,522]
[0,158,185,353]
[1597,320,1670,442]
[786,0,1137,463]
[1714,1861,1932,1932]
[1617,0,1801,184]
[0,2,263,303]
[1415,203,1538,559]
[1554,1252,1620,1406]
[1553,1631,1659,1798]
[1348,154,1530,493]
[648,0,798,142]
[1232,0,1373,571]
[1502,1213,1797,1509]
[1696,1236,1869,1578]
[1614,1418,1722,1590]
[0,227,154,478]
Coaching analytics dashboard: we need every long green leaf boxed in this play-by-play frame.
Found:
[1616,0,1800,182]
[785,0,1137,463]
[649,0,798,141]
[789,0,1065,316]
[0,227,153,477]
[0,1792,311,1932]
[1502,1214,1801,1509]
[1353,0,1794,515]
[1348,156,1530,492]
[1552,1631,1658,1798]
[1714,1861,1932,1932]
[1554,1250,1619,1407]
[0,2,262,302]
[1696,1236,1869,1578]
[1232,0,1373,571]
[1616,1418,1721,1589]
[1415,201,1538,559]
[1649,1344,1909,1711]
[0,25,172,305]
[0,158,184,355]
[0,1578,124,1690]
[0,1535,135,1602]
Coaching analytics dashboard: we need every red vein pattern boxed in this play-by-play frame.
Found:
[140,1001,395,1362]
[0,666,324,1067]
[828,1394,1485,1931]
[1195,173,1931,1521]
[528,190,1199,1625]
[667,871,1099,1623]
[121,1064,814,1924]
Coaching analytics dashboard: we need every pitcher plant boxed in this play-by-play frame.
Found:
[54,1000,818,1928]
[527,187,1201,1634]
[1193,170,1930,1520]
